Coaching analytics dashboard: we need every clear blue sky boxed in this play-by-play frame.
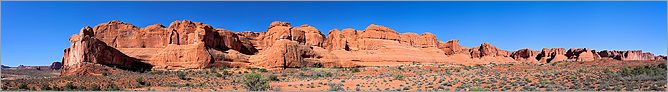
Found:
[2,1,666,66]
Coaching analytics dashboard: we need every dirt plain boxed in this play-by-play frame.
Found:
[2,59,666,91]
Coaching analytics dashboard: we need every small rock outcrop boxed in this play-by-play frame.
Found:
[511,48,539,62]
[536,48,568,63]
[470,42,511,58]
[565,48,598,61]
[438,40,466,55]
[50,62,63,70]
[597,50,656,61]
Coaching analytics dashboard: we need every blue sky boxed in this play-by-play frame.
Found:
[2,1,666,66]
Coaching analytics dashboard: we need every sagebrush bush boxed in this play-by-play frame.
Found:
[64,82,74,91]
[242,73,270,91]
[328,82,345,91]
[177,71,187,80]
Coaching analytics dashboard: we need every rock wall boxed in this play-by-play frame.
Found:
[61,26,153,75]
[598,50,657,61]
[511,48,539,62]
[61,20,664,75]
[565,48,598,61]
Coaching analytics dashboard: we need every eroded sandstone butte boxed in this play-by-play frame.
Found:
[61,20,665,75]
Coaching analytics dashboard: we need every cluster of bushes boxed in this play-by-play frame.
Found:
[11,82,122,91]
[618,64,667,80]
[242,73,270,91]
[619,64,666,77]
[328,82,345,91]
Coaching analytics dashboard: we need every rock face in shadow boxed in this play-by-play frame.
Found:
[61,20,664,75]
[511,48,539,62]
[50,62,63,70]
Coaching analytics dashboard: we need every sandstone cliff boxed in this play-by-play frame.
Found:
[61,20,664,75]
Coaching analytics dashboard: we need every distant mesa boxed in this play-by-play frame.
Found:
[1,65,12,68]
[60,20,667,76]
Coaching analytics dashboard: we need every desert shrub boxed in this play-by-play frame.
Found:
[102,72,110,76]
[312,63,324,68]
[210,67,217,73]
[442,81,452,86]
[242,73,270,91]
[247,68,269,73]
[328,82,345,91]
[223,70,232,75]
[268,74,280,81]
[351,68,361,73]
[19,83,28,90]
[619,64,666,76]
[64,82,75,91]
[90,85,101,91]
[468,86,488,91]
[41,85,52,90]
[303,69,333,78]
[473,78,482,82]
[464,66,474,70]
[177,71,187,80]
[135,77,146,86]
[618,64,667,80]
[215,73,223,77]
[219,66,228,70]
[106,84,120,91]
[394,73,405,80]
[602,69,612,74]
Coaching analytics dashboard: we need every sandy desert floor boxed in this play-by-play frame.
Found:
[2,59,666,91]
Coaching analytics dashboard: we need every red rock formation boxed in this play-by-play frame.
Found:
[257,21,293,50]
[398,32,437,48]
[511,48,539,62]
[325,29,346,51]
[235,32,260,54]
[537,48,568,63]
[295,24,325,47]
[416,33,439,47]
[565,48,598,61]
[62,26,152,75]
[623,51,655,61]
[359,24,400,41]
[399,33,420,46]
[655,55,667,61]
[341,28,362,51]
[597,50,656,61]
[61,20,664,74]
[250,40,320,68]
[150,42,212,70]
[470,42,510,58]
[438,40,466,55]
[91,20,171,48]
[598,50,625,60]
[50,62,63,70]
